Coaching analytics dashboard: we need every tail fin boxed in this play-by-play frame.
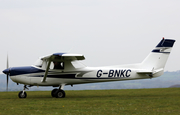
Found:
[140,38,175,76]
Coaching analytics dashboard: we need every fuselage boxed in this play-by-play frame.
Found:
[8,64,163,87]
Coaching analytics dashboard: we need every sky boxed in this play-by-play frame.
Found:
[0,0,180,73]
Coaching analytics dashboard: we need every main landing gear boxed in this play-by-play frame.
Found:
[51,85,66,98]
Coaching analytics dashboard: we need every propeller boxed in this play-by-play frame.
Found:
[2,55,10,91]
[6,55,9,91]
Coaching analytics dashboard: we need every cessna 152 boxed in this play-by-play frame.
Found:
[2,38,175,98]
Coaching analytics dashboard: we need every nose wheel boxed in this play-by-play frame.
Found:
[18,85,28,98]
[18,91,27,98]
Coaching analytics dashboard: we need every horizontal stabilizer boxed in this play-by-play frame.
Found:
[137,70,153,74]
[137,68,163,74]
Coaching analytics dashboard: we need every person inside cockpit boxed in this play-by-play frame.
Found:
[53,61,64,69]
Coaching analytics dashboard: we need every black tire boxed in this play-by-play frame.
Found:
[56,89,65,98]
[51,88,58,97]
[18,91,27,98]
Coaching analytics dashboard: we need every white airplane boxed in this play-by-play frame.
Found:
[2,38,175,98]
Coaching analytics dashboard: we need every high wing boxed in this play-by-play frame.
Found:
[41,53,85,61]
[41,53,85,82]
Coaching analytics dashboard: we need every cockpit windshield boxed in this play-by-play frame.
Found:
[34,59,43,67]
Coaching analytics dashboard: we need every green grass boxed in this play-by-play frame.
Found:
[0,88,180,115]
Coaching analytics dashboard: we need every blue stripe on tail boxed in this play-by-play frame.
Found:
[156,39,175,47]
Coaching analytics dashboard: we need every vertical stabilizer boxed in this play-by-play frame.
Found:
[140,38,175,73]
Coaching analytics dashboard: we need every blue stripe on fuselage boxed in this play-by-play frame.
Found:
[29,74,76,78]
[10,66,45,76]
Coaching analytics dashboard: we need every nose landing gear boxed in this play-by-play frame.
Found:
[18,85,29,98]
[18,91,27,98]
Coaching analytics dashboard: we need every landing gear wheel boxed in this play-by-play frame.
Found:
[51,88,58,97]
[18,91,27,98]
[56,89,65,98]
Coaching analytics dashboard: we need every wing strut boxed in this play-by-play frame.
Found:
[41,59,52,82]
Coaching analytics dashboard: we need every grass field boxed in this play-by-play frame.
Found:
[0,88,180,115]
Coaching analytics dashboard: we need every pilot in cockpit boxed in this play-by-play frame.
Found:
[53,61,64,69]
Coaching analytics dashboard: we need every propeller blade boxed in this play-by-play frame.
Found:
[6,54,9,91]
[6,74,8,91]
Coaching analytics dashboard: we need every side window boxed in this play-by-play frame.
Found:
[71,61,86,69]
[53,61,64,69]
